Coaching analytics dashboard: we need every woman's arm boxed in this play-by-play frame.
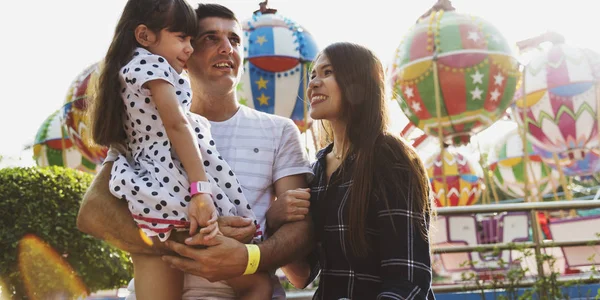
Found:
[375,166,433,299]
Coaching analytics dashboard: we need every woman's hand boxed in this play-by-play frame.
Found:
[266,188,311,233]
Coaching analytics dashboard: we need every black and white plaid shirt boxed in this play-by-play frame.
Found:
[306,144,435,299]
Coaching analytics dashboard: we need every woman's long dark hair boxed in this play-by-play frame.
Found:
[320,42,432,257]
[89,0,198,147]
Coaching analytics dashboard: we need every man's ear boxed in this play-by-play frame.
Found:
[134,24,157,46]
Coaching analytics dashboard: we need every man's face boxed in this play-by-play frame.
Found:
[186,17,243,91]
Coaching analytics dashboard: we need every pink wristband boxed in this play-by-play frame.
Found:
[190,181,212,196]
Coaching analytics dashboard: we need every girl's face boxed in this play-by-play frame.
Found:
[307,55,343,121]
[147,29,194,73]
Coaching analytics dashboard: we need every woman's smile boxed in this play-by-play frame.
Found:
[310,94,328,107]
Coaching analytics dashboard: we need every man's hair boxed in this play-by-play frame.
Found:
[195,3,238,23]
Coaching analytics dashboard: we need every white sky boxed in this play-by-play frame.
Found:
[0,0,594,167]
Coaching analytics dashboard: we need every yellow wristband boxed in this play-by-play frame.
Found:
[243,244,260,275]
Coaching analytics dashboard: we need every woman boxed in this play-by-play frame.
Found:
[267,42,435,299]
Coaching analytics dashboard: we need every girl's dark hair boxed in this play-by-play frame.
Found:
[319,42,432,257]
[89,0,198,147]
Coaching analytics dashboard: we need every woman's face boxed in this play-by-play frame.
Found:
[307,55,343,121]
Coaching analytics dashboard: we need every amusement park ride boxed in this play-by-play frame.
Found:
[32,0,600,294]
[388,0,600,291]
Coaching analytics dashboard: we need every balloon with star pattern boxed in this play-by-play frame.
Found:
[487,127,559,199]
[33,110,100,174]
[389,11,520,145]
[425,147,483,207]
[512,43,600,177]
[61,63,108,165]
[237,11,319,133]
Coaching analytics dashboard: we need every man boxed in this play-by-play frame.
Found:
[77,4,314,299]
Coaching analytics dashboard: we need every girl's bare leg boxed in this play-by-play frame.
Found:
[227,272,273,300]
[131,253,183,300]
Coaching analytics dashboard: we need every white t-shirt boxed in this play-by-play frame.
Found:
[107,105,312,299]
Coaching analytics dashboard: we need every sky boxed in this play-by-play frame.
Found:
[0,0,596,168]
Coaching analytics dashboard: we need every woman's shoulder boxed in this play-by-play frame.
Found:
[373,134,423,178]
[374,134,414,159]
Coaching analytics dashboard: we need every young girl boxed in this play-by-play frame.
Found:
[89,0,271,299]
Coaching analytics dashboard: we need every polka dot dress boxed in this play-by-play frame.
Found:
[109,48,257,242]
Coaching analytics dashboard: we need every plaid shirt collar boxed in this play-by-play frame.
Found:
[315,143,357,162]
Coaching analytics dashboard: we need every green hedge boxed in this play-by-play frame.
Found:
[0,166,132,299]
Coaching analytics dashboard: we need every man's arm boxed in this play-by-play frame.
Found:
[266,186,314,288]
[260,174,314,271]
[77,162,256,253]
[162,174,315,282]
[76,162,166,255]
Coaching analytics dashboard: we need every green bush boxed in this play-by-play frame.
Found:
[0,166,132,299]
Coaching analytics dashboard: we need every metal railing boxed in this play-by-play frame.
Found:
[287,199,600,299]
[432,199,600,294]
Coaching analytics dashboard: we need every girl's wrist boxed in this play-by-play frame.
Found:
[190,193,212,203]
[190,180,212,197]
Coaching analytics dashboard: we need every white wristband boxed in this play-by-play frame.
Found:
[190,181,211,196]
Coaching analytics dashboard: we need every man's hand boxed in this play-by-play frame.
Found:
[218,216,256,243]
[162,235,247,282]
[266,188,311,233]
[190,216,255,244]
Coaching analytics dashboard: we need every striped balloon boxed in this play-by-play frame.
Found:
[488,128,559,199]
[533,144,600,178]
[61,63,108,165]
[389,11,519,145]
[572,173,600,187]
[238,12,319,133]
[33,110,99,174]
[399,123,436,152]
[425,148,483,207]
[512,44,600,177]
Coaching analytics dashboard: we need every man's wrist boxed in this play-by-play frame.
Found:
[243,244,261,275]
